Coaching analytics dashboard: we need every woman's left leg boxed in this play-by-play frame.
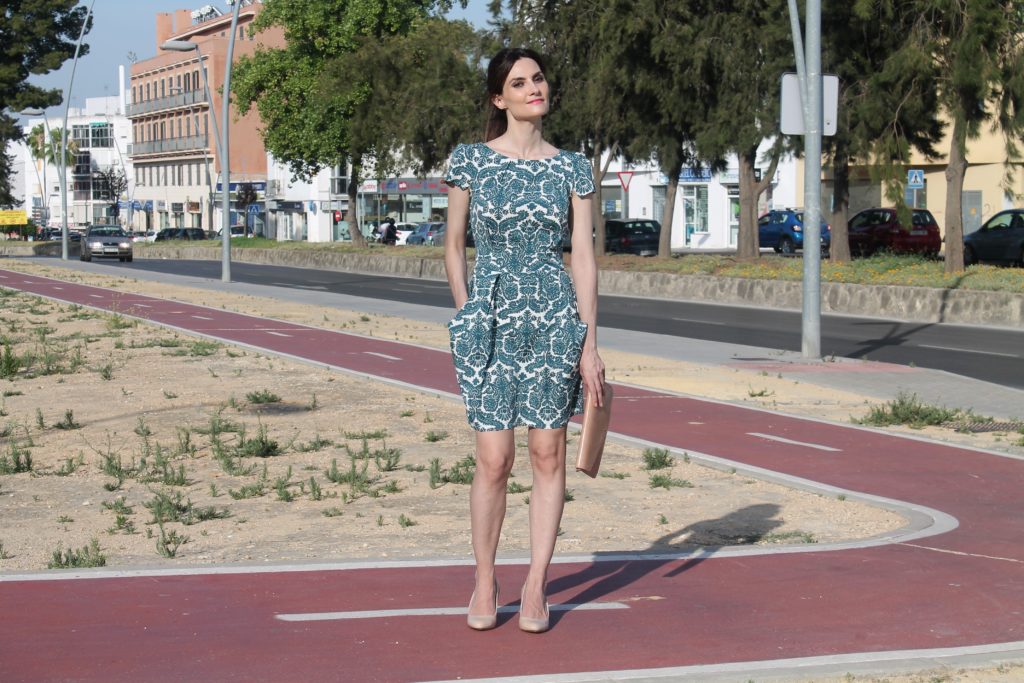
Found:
[522,426,567,623]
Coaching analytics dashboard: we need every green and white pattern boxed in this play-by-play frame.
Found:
[445,143,595,431]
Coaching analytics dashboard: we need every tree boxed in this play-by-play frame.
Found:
[494,0,639,256]
[691,0,794,259]
[0,1,91,206]
[234,182,259,235]
[920,0,1024,273]
[821,1,943,262]
[233,0,457,247]
[93,166,128,222]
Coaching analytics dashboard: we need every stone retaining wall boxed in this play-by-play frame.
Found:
[7,244,1021,328]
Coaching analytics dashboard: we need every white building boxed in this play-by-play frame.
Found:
[597,140,800,250]
[16,89,134,231]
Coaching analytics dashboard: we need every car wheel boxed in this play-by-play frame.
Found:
[772,246,782,254]
[82,253,91,262]
[779,237,795,255]
[964,245,977,266]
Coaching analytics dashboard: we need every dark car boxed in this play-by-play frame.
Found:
[964,209,1024,266]
[604,219,660,256]
[154,227,207,242]
[758,209,831,255]
[847,208,941,257]
[406,222,445,245]
[80,225,133,262]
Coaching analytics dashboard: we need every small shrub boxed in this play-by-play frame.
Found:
[642,448,674,470]
[235,424,281,458]
[53,409,81,430]
[854,391,961,429]
[156,523,189,558]
[649,473,693,490]
[246,389,281,404]
[424,430,449,443]
[398,514,417,528]
[507,481,532,494]
[48,538,106,569]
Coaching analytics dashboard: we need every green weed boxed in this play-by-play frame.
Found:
[246,389,281,404]
[649,473,693,490]
[642,448,674,470]
[48,538,106,569]
[854,391,961,428]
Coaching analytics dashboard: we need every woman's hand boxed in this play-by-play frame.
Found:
[579,346,606,407]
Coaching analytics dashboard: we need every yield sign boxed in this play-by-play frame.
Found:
[617,171,634,191]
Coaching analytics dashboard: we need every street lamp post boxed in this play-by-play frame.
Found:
[162,0,243,283]
[54,0,97,260]
[19,110,51,228]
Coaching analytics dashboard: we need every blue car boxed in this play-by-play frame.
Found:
[758,209,831,255]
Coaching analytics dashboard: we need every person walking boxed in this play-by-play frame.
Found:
[443,47,605,634]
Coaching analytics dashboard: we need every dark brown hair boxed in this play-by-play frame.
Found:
[484,47,548,142]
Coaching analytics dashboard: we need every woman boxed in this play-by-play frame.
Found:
[443,47,605,633]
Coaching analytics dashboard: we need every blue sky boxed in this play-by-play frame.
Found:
[26,0,493,117]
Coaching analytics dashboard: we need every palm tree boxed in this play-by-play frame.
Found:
[44,128,79,169]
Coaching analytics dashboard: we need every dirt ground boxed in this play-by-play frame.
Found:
[0,260,1020,682]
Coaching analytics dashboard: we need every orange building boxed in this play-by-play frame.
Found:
[127,1,282,233]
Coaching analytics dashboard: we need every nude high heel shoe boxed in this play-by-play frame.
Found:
[467,580,499,631]
[518,586,550,633]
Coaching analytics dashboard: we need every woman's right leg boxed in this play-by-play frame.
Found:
[469,428,516,617]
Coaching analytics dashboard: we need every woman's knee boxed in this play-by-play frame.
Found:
[528,441,564,475]
[475,449,514,482]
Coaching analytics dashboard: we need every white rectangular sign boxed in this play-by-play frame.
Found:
[780,72,839,136]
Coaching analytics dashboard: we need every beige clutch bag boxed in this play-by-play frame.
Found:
[575,384,613,478]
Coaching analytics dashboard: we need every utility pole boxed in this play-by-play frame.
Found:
[787,0,823,359]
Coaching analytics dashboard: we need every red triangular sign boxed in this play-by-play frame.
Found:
[617,171,634,191]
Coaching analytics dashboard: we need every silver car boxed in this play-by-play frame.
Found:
[80,225,133,262]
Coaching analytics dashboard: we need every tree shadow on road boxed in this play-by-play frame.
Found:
[546,503,784,627]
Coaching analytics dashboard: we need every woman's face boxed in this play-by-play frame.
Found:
[493,57,549,122]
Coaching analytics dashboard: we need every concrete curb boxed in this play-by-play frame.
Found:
[14,244,1023,328]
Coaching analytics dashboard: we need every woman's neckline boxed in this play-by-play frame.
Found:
[479,142,564,162]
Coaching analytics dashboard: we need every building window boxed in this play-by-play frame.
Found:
[187,163,192,186]
[90,123,113,148]
[160,79,165,98]
[72,125,90,149]
[145,83,150,100]
[193,70,200,91]
[160,121,166,140]
[178,164,183,186]
[73,178,90,201]
[330,163,349,195]
[132,86,136,104]
[73,151,91,176]
[176,74,182,91]
[92,173,111,200]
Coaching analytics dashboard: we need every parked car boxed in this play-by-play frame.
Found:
[426,223,447,246]
[213,225,250,240]
[131,231,156,243]
[758,209,831,255]
[406,222,445,245]
[847,208,941,257]
[604,219,660,256]
[80,225,133,262]
[154,227,208,242]
[394,222,417,246]
[39,227,82,242]
[964,209,1024,266]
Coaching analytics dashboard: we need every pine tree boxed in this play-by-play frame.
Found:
[0,1,91,207]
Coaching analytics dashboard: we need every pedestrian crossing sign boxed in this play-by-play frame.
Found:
[907,169,925,189]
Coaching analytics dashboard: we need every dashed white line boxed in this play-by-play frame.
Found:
[919,344,1017,358]
[133,303,150,308]
[89,294,104,299]
[747,432,841,452]
[392,287,422,293]
[275,601,628,622]
[265,331,291,337]
[899,543,1024,564]
[191,315,214,320]
[52,286,63,290]
[364,351,402,361]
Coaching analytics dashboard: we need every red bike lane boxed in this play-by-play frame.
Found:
[1,268,1022,682]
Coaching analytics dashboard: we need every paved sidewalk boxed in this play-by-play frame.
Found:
[0,264,1023,683]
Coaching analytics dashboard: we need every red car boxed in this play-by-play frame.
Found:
[847,208,942,257]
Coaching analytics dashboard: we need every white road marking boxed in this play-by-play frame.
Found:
[89,294,104,299]
[919,344,1018,358]
[365,351,402,361]
[275,283,328,290]
[133,303,150,308]
[672,317,727,326]
[191,315,214,320]
[899,543,1024,564]
[276,601,629,622]
[266,331,291,337]
[392,287,422,293]
[52,286,63,290]
[747,432,841,452]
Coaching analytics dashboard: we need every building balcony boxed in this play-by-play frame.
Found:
[130,135,210,157]
[127,89,208,117]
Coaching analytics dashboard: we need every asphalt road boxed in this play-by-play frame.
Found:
[96,257,1024,390]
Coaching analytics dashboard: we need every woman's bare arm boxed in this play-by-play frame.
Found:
[444,186,471,309]
[569,193,606,405]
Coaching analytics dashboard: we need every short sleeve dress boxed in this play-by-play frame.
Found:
[444,142,595,432]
